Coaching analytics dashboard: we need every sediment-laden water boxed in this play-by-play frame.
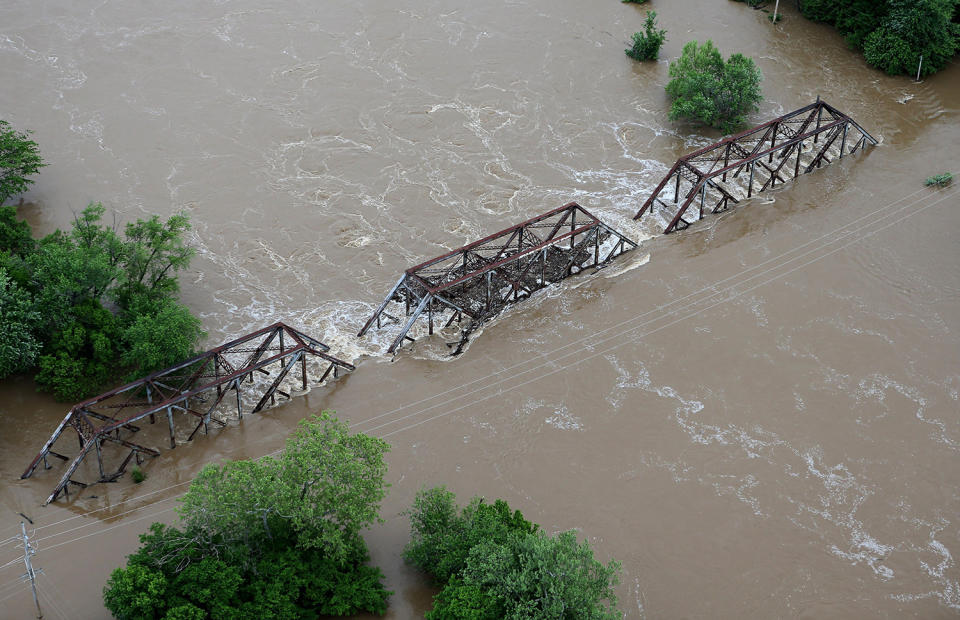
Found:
[1,0,958,617]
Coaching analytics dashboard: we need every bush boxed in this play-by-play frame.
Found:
[0,120,45,205]
[665,40,763,134]
[131,466,146,483]
[626,11,667,61]
[925,172,953,187]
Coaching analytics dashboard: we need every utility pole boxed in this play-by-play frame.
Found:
[20,522,43,619]
[773,0,780,23]
[916,55,923,81]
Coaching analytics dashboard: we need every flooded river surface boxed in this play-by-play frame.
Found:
[1,0,959,617]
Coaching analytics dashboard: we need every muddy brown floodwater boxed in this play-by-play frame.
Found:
[1,0,958,617]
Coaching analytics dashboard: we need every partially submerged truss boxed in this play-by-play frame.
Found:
[358,202,638,354]
[635,99,878,233]
[22,322,354,504]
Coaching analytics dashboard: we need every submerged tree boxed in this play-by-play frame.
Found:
[626,11,667,61]
[665,40,763,134]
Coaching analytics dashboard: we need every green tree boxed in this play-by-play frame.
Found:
[0,267,41,378]
[178,412,390,564]
[116,212,194,307]
[405,487,620,619]
[798,0,958,77]
[0,120,45,205]
[432,531,622,620]
[863,0,959,77]
[2,201,204,399]
[102,563,170,620]
[35,298,122,401]
[404,486,539,584]
[665,40,763,134]
[104,415,392,619]
[120,296,204,379]
[0,205,35,256]
[626,11,667,61]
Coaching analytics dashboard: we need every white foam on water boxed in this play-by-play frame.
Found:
[544,404,583,431]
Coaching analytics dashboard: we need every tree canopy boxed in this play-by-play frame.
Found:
[103,412,392,619]
[0,120,45,205]
[178,411,390,563]
[665,40,763,134]
[404,486,623,619]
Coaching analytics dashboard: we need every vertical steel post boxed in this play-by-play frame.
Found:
[814,104,823,143]
[166,406,176,448]
[722,143,731,181]
[301,354,308,391]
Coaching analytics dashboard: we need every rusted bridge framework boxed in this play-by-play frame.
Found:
[358,202,638,354]
[635,99,877,233]
[22,322,354,504]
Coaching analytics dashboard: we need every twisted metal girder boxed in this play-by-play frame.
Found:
[635,100,878,233]
[358,202,638,354]
[22,322,354,504]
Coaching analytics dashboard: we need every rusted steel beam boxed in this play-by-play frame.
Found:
[22,322,354,504]
[359,202,638,355]
[636,99,877,233]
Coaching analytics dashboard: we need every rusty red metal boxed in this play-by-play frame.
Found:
[358,202,638,354]
[635,99,877,233]
[22,322,354,504]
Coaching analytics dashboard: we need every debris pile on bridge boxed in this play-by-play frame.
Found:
[636,99,878,233]
[21,322,354,504]
[358,202,638,354]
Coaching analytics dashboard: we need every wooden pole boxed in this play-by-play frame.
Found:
[21,522,43,619]
[916,55,923,81]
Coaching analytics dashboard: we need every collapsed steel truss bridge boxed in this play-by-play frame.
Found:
[635,99,878,233]
[22,322,354,504]
[358,202,638,354]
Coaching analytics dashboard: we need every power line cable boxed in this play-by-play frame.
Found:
[4,185,949,557]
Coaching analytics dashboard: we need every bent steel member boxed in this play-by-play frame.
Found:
[636,99,878,234]
[358,202,638,355]
[22,322,354,504]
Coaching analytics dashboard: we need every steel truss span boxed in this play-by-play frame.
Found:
[635,99,878,234]
[358,202,638,355]
[21,322,354,504]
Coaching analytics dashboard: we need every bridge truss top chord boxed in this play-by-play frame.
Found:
[357,202,638,355]
[21,321,354,505]
[635,99,878,234]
